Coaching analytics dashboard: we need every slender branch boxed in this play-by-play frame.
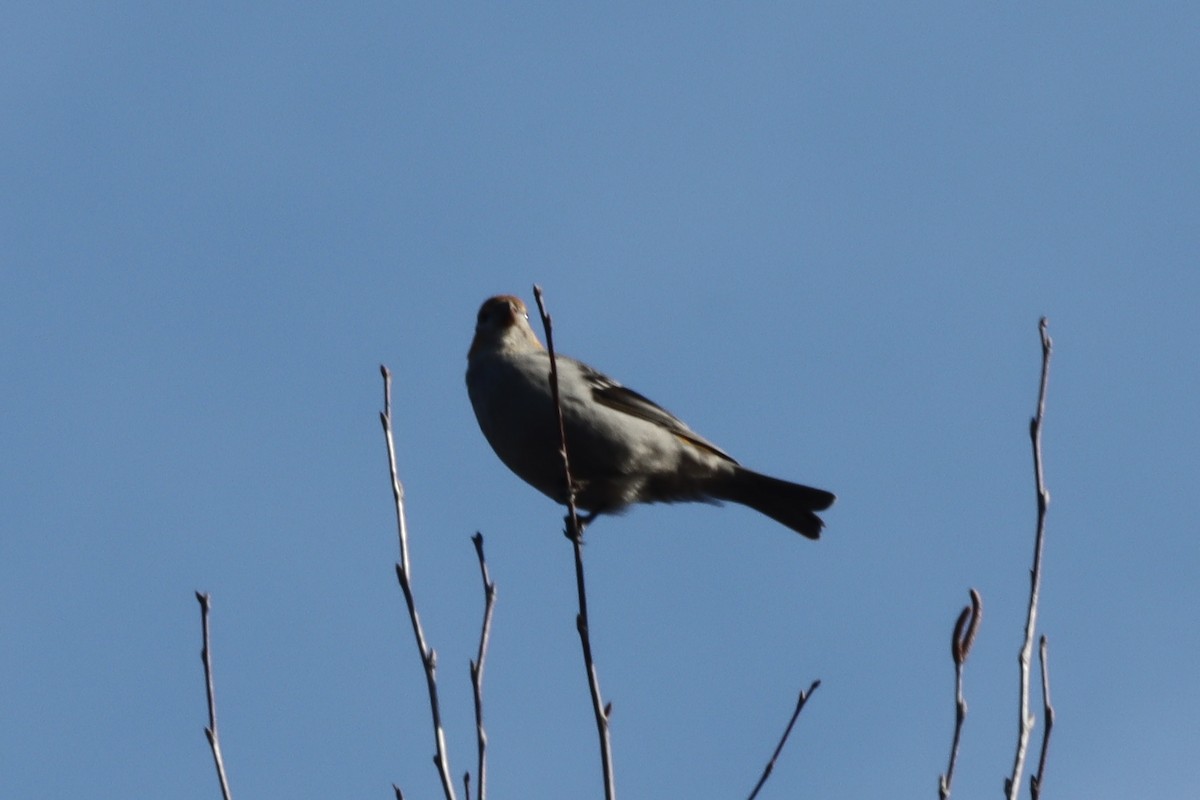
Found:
[746,679,821,800]
[195,591,233,800]
[531,285,616,800]
[1030,635,1055,799]
[1005,318,1053,800]
[380,365,457,800]
[530,286,585,539]
[939,588,982,799]
[470,532,497,800]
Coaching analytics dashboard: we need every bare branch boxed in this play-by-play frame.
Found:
[1030,635,1055,799]
[195,591,233,800]
[1005,318,1053,800]
[469,532,497,800]
[531,285,617,800]
[530,286,586,540]
[380,365,457,800]
[939,589,983,799]
[746,679,821,800]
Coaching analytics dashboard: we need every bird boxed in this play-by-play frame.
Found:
[465,294,835,537]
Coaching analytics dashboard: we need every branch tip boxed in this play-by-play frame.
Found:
[746,678,820,800]
[470,528,497,800]
[196,590,233,800]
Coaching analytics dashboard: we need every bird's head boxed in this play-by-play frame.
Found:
[469,294,544,358]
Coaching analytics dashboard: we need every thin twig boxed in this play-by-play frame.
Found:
[939,589,982,799]
[1005,318,1053,800]
[746,679,821,800]
[530,286,585,540]
[531,285,616,800]
[1030,635,1055,799]
[195,591,233,800]
[380,365,457,800]
[470,532,497,800]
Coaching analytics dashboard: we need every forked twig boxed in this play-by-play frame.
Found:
[195,591,233,800]
[1030,635,1055,799]
[746,679,821,800]
[380,366,457,800]
[939,588,983,799]
[469,532,497,800]
[531,285,616,800]
[1005,318,1053,800]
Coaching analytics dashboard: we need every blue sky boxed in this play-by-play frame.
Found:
[3,4,1197,798]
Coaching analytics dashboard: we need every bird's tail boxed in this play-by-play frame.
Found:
[709,467,836,539]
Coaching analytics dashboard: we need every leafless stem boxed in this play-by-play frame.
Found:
[1005,318,1053,800]
[530,286,586,540]
[939,588,982,799]
[531,285,616,800]
[195,591,233,800]
[746,679,821,800]
[1030,635,1055,799]
[380,365,457,800]
[469,532,496,800]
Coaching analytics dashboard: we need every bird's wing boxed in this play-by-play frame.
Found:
[577,360,738,464]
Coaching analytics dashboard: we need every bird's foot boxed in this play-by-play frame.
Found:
[563,510,595,542]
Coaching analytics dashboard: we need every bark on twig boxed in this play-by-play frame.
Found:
[939,588,982,799]
[380,366,457,800]
[531,285,617,800]
[195,591,233,800]
[1030,635,1055,799]
[1005,318,1053,800]
[469,532,497,800]
[746,680,821,800]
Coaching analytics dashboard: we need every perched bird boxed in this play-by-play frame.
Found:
[465,294,835,538]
